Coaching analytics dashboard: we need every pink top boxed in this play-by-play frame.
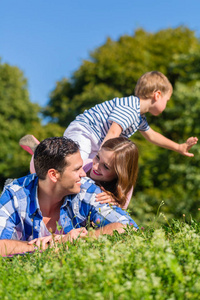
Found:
[83,159,93,173]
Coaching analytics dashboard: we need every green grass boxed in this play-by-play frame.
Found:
[0,218,200,300]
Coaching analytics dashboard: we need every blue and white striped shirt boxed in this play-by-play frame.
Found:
[75,96,149,143]
[0,174,138,240]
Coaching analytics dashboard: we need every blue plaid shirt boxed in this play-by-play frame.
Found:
[0,174,138,240]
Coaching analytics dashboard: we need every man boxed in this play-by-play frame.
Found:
[0,137,138,256]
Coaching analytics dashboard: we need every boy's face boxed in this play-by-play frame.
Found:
[149,90,172,116]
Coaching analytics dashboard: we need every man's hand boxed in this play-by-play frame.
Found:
[61,228,88,243]
[28,228,88,250]
[28,235,60,250]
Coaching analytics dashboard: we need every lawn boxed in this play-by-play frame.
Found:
[1,216,200,300]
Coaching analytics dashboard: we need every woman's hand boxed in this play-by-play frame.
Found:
[95,189,119,206]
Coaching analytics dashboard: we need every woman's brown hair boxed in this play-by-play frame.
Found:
[99,137,139,208]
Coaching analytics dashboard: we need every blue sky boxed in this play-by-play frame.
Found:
[1,0,200,107]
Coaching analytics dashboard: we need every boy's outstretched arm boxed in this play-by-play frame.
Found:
[101,122,122,146]
[140,128,198,157]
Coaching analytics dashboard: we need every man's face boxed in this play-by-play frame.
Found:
[58,151,86,195]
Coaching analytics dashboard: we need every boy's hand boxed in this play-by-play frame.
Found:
[178,137,198,157]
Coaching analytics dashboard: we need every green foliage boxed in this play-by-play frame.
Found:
[0,61,65,189]
[129,50,200,223]
[1,220,200,299]
[1,26,200,222]
[42,78,76,126]
[43,26,199,126]
[0,61,41,187]
[42,26,200,222]
[43,79,121,127]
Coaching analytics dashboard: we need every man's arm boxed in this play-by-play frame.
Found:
[92,222,135,238]
[0,239,35,257]
[140,128,198,157]
[84,189,138,229]
[75,178,139,234]
[28,224,133,250]
[28,228,88,250]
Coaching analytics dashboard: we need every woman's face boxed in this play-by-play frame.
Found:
[89,148,117,182]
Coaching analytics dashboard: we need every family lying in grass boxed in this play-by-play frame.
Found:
[0,71,197,256]
[0,136,138,256]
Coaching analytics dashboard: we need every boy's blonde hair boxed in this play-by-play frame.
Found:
[134,71,173,99]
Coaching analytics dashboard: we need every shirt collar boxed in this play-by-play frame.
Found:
[62,194,72,207]
[29,176,40,217]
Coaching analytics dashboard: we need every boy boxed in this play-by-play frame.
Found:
[63,71,198,159]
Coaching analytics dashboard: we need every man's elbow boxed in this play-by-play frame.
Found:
[112,222,137,234]
[113,222,126,234]
[114,222,138,233]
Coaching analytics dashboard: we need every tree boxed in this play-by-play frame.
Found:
[132,49,200,223]
[0,60,65,189]
[42,27,200,222]
[43,27,199,127]
[0,61,42,188]
[0,61,41,187]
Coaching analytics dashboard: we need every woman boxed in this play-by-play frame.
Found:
[19,135,139,209]
[85,137,138,209]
